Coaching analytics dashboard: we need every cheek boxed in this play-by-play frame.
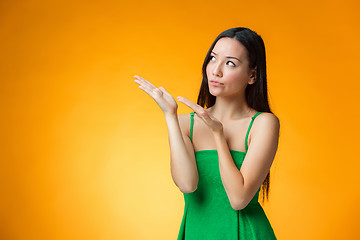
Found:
[226,71,243,84]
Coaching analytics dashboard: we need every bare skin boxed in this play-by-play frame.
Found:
[134,75,199,193]
[133,37,280,210]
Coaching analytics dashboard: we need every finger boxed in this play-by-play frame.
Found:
[158,87,171,96]
[177,97,211,119]
[134,80,153,93]
[152,87,163,96]
[177,96,204,113]
[134,75,157,89]
[199,110,212,121]
[147,86,163,96]
[134,77,159,96]
[137,85,154,97]
[134,76,153,89]
[135,77,162,97]
[176,98,213,126]
[177,97,210,120]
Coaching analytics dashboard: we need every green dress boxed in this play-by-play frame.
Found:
[177,111,277,240]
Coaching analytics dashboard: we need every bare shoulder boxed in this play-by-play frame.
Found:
[248,112,280,150]
[254,112,280,133]
[257,112,280,124]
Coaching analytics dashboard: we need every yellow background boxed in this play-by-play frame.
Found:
[1,0,359,239]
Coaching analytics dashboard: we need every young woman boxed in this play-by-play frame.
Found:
[134,27,279,239]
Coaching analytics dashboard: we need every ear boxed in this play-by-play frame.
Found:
[248,67,257,85]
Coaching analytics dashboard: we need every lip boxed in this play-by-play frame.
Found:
[210,80,223,86]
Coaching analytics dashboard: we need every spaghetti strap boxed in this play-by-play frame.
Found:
[177,109,277,239]
[190,112,195,143]
[245,112,263,152]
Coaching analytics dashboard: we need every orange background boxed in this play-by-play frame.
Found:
[1,0,360,239]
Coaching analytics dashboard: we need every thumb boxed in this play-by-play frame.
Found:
[158,87,169,94]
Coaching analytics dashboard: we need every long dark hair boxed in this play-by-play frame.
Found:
[197,27,273,204]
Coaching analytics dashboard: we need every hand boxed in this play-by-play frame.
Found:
[133,75,178,116]
[176,96,223,133]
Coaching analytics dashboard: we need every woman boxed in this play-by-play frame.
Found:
[134,27,279,239]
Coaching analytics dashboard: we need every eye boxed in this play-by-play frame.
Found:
[210,56,216,61]
[227,61,236,67]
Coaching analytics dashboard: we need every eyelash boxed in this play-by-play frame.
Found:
[210,56,236,67]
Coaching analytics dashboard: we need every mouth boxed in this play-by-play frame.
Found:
[210,80,223,86]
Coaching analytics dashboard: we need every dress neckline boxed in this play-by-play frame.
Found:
[190,111,263,153]
[195,149,245,154]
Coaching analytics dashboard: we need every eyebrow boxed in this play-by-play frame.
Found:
[211,51,241,62]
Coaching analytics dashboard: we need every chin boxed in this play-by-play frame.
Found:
[209,89,221,97]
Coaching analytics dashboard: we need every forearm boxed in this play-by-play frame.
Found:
[165,114,198,193]
[213,130,245,209]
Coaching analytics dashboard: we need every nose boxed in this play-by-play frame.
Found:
[212,61,222,77]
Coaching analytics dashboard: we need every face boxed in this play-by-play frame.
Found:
[206,37,256,97]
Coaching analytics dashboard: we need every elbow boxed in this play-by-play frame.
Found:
[230,198,248,211]
[179,181,198,193]
[181,187,196,193]
[230,203,244,211]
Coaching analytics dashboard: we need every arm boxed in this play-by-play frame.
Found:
[166,113,198,193]
[214,113,280,210]
[133,76,198,193]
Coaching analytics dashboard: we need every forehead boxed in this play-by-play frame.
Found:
[212,37,247,59]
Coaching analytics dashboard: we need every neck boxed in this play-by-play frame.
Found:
[207,93,255,122]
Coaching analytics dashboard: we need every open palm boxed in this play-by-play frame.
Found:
[134,75,178,115]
